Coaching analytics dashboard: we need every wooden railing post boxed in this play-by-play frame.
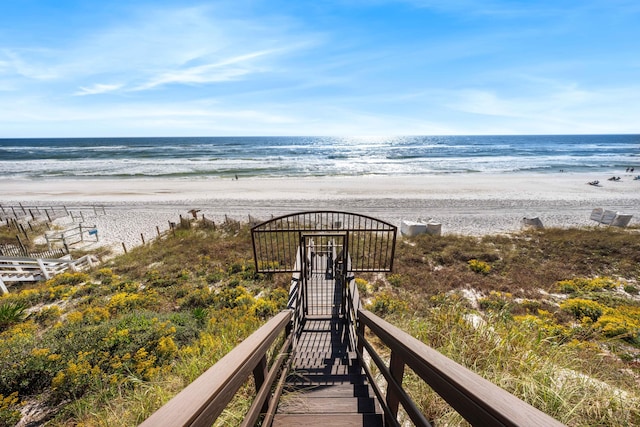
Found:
[357,317,364,356]
[253,355,269,413]
[386,351,406,424]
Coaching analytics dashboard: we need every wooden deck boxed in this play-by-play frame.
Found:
[273,270,383,426]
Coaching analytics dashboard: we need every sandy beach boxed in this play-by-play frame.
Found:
[3,172,639,254]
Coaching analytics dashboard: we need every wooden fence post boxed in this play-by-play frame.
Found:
[16,235,26,255]
[19,224,29,240]
[122,242,127,253]
[141,234,145,245]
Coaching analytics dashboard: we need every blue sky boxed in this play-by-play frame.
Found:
[1,0,638,137]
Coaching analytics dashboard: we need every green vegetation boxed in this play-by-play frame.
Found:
[360,226,640,426]
[1,224,639,425]
[0,224,288,426]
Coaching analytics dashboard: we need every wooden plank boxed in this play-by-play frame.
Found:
[285,373,369,386]
[272,413,383,427]
[284,383,373,398]
[278,396,377,414]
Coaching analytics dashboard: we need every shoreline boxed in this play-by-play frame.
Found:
[2,173,638,254]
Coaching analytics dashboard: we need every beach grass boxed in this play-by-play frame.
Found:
[1,222,639,425]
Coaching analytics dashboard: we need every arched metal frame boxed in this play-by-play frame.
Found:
[251,211,397,274]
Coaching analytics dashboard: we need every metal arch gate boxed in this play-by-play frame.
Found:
[251,211,397,275]
[251,210,397,318]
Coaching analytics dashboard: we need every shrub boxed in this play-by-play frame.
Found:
[95,268,116,285]
[192,307,208,325]
[47,272,89,287]
[252,299,278,319]
[560,298,604,322]
[367,292,408,316]
[51,351,106,401]
[107,290,158,313]
[0,392,22,426]
[108,292,141,313]
[478,291,512,312]
[0,302,28,331]
[266,288,289,309]
[595,313,640,340]
[214,286,254,310]
[555,277,619,294]
[518,299,541,314]
[33,305,62,326]
[387,274,404,287]
[181,287,217,309]
[468,259,491,275]
[624,284,639,295]
[355,278,369,295]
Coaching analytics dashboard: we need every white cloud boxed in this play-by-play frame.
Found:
[74,83,124,96]
[0,48,60,80]
[133,49,280,91]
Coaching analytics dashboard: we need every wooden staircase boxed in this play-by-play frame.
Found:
[272,261,383,427]
[273,316,383,426]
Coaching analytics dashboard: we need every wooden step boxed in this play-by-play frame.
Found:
[285,373,370,386]
[272,413,383,427]
[283,383,374,398]
[290,364,361,376]
[277,396,378,414]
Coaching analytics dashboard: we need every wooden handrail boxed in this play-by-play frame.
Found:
[139,309,292,427]
[357,309,566,427]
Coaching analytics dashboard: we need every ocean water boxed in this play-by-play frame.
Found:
[0,135,638,179]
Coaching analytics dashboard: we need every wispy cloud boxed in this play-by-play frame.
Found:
[133,49,281,91]
[74,83,124,96]
[0,48,60,80]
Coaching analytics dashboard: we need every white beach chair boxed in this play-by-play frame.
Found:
[600,210,618,225]
[589,208,604,223]
[522,217,544,229]
[401,220,427,237]
[611,214,633,228]
[426,222,442,235]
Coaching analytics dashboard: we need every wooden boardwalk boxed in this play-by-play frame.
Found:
[272,269,383,426]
